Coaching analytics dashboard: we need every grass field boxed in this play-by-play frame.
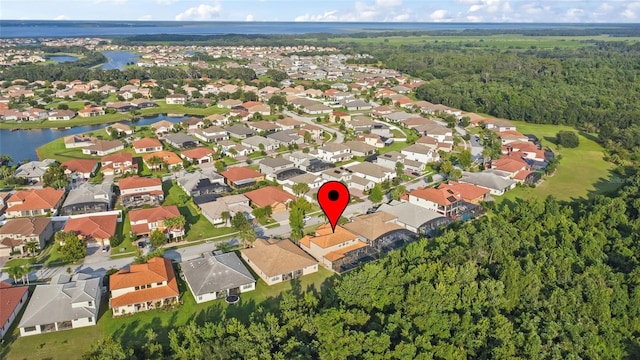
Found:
[311,34,640,49]
[35,137,98,162]
[498,121,620,202]
[1,266,334,360]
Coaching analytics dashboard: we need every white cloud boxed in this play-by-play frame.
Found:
[246,14,254,21]
[375,0,402,7]
[294,10,338,22]
[94,0,127,4]
[138,15,153,20]
[175,3,222,21]
[429,9,450,21]
[54,15,68,20]
[293,0,411,22]
[156,0,177,5]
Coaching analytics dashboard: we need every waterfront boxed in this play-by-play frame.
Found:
[0,114,187,162]
[49,55,78,63]
[100,51,139,70]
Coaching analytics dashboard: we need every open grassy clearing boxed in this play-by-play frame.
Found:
[498,121,619,202]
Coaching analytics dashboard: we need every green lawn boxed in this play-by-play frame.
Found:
[2,265,334,360]
[378,140,410,154]
[138,101,229,117]
[498,121,619,202]
[2,257,34,270]
[36,137,99,162]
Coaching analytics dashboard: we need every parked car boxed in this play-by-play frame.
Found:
[137,241,146,248]
[303,216,311,222]
[102,245,110,253]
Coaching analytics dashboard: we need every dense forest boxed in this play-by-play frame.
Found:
[83,174,640,359]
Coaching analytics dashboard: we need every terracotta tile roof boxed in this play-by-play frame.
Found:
[243,186,296,208]
[7,188,64,212]
[181,147,214,160]
[221,166,262,182]
[514,170,534,181]
[241,239,317,277]
[493,157,528,173]
[299,224,359,249]
[324,242,368,262]
[343,212,403,241]
[128,205,179,223]
[241,101,263,109]
[110,257,179,307]
[133,138,162,149]
[64,215,117,240]
[101,152,133,164]
[142,151,183,166]
[0,217,51,237]
[409,187,462,206]
[61,159,98,174]
[439,182,490,201]
[0,283,29,330]
[118,176,162,190]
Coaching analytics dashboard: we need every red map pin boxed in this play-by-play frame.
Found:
[317,181,350,233]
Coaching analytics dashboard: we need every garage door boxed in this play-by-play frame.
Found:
[86,241,101,248]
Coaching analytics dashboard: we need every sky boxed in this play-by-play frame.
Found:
[1,0,639,23]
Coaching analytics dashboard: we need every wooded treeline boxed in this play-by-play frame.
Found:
[83,174,640,359]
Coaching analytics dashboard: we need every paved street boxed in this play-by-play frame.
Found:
[284,110,344,143]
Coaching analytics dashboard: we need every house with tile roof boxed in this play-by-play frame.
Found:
[19,273,101,336]
[241,239,318,285]
[118,176,163,209]
[100,152,136,176]
[133,138,163,153]
[109,257,179,316]
[81,139,124,156]
[0,218,53,256]
[63,134,96,149]
[408,187,462,218]
[5,188,65,218]
[198,194,252,226]
[61,159,98,180]
[438,181,490,205]
[150,120,174,137]
[343,212,412,246]
[0,283,29,339]
[243,186,296,213]
[181,147,215,165]
[128,205,183,238]
[299,224,368,272]
[181,252,255,303]
[63,214,118,248]
[106,122,133,136]
[221,166,265,189]
[142,150,183,171]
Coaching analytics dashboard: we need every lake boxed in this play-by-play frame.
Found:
[0,114,188,162]
[101,51,139,70]
[49,55,78,63]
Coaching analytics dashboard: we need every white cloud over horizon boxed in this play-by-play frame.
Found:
[0,0,637,23]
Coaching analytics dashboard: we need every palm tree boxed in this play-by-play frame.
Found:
[164,215,186,240]
[21,264,31,285]
[239,227,256,248]
[147,156,162,171]
[24,242,38,256]
[221,211,231,227]
[6,264,21,284]
[0,154,13,166]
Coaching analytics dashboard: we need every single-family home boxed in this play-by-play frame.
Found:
[19,273,101,336]
[100,152,136,176]
[5,188,65,218]
[247,121,280,133]
[458,171,517,196]
[181,117,205,131]
[221,166,265,189]
[130,99,157,108]
[63,134,96,149]
[241,239,319,286]
[345,141,376,157]
[258,157,294,175]
[150,120,174,137]
[198,194,252,226]
[165,94,188,105]
[408,187,462,218]
[378,201,451,235]
[243,186,296,213]
[106,123,133,136]
[63,214,118,248]
[316,143,351,162]
[109,257,179,316]
[438,181,490,205]
[0,218,53,256]
[142,151,183,171]
[77,105,105,118]
[163,133,199,149]
[226,125,256,139]
[401,144,438,163]
[349,162,395,183]
[177,170,228,203]
[181,252,256,304]
[218,99,243,109]
[128,205,184,238]
[118,176,163,209]
[61,159,98,180]
[0,283,29,339]
[82,139,124,156]
[267,129,303,146]
[193,126,229,143]
[14,159,57,183]
[60,182,113,216]
[47,109,76,121]
[241,136,279,152]
[343,211,413,248]
[180,147,214,165]
[299,224,368,272]
[133,138,163,154]
[274,117,304,130]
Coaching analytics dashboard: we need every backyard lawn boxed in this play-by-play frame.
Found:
[2,266,334,360]
[498,121,619,202]
[36,137,100,162]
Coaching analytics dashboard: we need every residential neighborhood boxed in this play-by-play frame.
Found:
[0,39,556,346]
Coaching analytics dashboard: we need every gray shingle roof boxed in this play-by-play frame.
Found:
[62,183,112,207]
[181,252,255,297]
[18,273,101,328]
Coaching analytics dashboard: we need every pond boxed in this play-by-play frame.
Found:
[0,114,188,162]
[101,51,139,70]
[49,55,78,63]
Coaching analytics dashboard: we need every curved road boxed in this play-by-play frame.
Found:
[284,110,344,144]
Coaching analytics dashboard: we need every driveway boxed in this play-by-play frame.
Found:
[84,245,111,265]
